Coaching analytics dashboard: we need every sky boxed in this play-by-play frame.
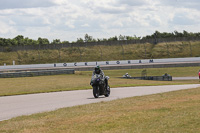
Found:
[0,0,200,42]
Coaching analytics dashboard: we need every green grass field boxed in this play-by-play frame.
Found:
[1,41,200,65]
[0,67,200,132]
[1,40,200,132]
[0,66,199,96]
[0,86,199,132]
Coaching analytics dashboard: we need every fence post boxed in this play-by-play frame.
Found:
[16,51,21,65]
[78,47,82,61]
[166,42,170,58]
[23,45,25,51]
[0,46,3,52]
[121,44,124,60]
[38,50,40,63]
[98,43,103,61]
[144,43,146,58]
[58,49,61,62]
[189,41,192,57]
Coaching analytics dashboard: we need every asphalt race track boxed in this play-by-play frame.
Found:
[0,84,200,121]
[173,77,198,80]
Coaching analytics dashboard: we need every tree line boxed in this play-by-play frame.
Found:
[0,30,200,46]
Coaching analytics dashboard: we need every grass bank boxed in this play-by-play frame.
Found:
[0,66,199,96]
[1,86,200,132]
[0,41,200,65]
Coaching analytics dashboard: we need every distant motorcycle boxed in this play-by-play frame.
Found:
[123,73,131,78]
[90,74,110,98]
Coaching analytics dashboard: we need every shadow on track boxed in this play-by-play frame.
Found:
[87,97,106,99]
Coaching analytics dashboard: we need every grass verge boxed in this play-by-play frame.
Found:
[0,66,199,96]
[0,87,200,132]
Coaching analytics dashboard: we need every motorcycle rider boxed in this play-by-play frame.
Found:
[91,65,107,88]
[92,65,105,79]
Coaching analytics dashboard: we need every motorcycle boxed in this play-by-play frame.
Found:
[90,74,110,98]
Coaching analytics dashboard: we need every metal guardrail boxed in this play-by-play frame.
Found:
[123,76,172,81]
[0,69,74,78]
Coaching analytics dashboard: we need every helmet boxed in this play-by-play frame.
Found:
[95,65,100,74]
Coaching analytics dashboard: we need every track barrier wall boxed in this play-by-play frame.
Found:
[0,69,74,78]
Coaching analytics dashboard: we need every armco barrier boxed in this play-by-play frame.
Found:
[1,61,199,73]
[122,76,172,81]
[66,62,200,71]
[0,69,74,78]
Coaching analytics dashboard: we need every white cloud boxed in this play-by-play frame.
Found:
[0,0,56,9]
[81,24,90,27]
[117,0,150,6]
[65,21,75,29]
[0,0,199,41]
[158,0,200,10]
[0,21,16,34]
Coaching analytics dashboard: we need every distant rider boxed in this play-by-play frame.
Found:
[123,73,131,78]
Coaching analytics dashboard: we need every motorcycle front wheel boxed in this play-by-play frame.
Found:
[93,86,100,98]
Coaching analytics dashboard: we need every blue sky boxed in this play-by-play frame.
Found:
[0,0,200,42]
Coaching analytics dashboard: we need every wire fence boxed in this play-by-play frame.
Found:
[0,37,200,52]
[1,36,200,65]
